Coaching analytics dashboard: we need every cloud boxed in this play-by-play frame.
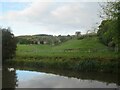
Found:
[0,0,116,2]
[51,3,89,25]
[0,1,101,36]
[2,1,51,22]
[50,3,101,31]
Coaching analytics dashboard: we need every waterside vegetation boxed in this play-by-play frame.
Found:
[8,36,119,73]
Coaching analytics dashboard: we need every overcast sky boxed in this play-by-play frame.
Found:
[0,0,107,36]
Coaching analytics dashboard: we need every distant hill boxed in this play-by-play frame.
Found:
[16,34,72,45]
[33,34,53,36]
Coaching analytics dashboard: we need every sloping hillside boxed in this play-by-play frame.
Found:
[16,36,117,58]
[53,36,109,51]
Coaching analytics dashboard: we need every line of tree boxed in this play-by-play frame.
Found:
[17,35,72,45]
[97,1,120,52]
[1,27,17,63]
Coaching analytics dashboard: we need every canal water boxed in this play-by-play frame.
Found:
[2,67,120,88]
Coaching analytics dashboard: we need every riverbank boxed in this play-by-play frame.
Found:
[8,57,120,73]
[8,57,119,73]
[7,36,120,73]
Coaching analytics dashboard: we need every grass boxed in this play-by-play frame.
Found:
[8,58,119,73]
[9,36,119,73]
[16,36,118,59]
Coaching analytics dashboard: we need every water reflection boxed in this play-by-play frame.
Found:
[2,66,119,88]
[15,66,120,86]
[16,70,118,88]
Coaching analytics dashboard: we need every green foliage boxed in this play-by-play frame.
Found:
[100,61,119,73]
[2,67,17,88]
[6,35,119,73]
[17,34,72,45]
[75,59,100,72]
[8,58,119,73]
[98,1,120,52]
[77,34,97,40]
[17,38,32,44]
[1,28,17,62]
[97,20,114,46]
[15,36,117,59]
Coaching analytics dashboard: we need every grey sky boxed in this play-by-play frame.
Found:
[0,0,104,36]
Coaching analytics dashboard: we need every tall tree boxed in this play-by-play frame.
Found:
[1,28,17,62]
[98,1,120,52]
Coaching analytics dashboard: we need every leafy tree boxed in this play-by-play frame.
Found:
[1,28,17,62]
[98,1,120,51]
[17,38,32,44]
[98,20,113,45]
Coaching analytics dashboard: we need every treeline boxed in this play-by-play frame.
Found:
[77,33,97,40]
[16,34,72,45]
[16,31,98,45]
[97,1,120,52]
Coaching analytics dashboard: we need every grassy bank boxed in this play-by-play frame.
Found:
[10,36,119,73]
[8,58,119,73]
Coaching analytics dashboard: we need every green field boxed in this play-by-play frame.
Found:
[16,36,118,59]
[9,36,119,73]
